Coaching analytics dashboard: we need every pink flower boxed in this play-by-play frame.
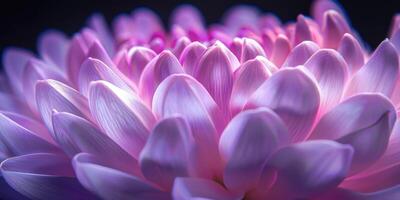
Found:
[1,0,400,199]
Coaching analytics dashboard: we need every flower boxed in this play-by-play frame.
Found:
[1,0,400,199]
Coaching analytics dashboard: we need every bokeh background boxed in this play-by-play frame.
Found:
[0,0,399,60]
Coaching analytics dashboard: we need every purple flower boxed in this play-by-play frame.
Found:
[1,0,400,199]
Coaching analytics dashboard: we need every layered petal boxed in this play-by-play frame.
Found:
[38,30,69,72]
[282,41,319,68]
[124,46,156,84]
[270,35,291,67]
[293,15,312,45]
[240,38,266,63]
[322,10,351,48]
[338,33,365,74]
[179,41,207,75]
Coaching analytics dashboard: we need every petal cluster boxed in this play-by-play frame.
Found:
[1,0,400,199]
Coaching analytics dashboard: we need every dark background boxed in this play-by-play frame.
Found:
[0,0,399,56]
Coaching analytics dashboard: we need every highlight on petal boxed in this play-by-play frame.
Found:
[89,80,155,159]
[338,33,365,74]
[179,41,207,75]
[194,41,240,112]
[139,50,184,105]
[219,108,288,192]
[345,39,399,98]
[140,116,195,190]
[1,153,95,200]
[271,34,291,67]
[230,57,271,114]
[152,74,224,178]
[36,79,90,133]
[269,140,354,199]
[38,30,69,71]
[304,49,348,112]
[310,94,397,174]
[240,38,266,63]
[73,153,169,200]
[172,177,242,200]
[246,68,320,142]
[282,41,319,68]
[322,10,351,49]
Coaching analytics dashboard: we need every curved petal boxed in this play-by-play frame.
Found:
[88,13,115,56]
[171,5,206,41]
[246,68,320,142]
[1,153,95,200]
[240,38,266,63]
[140,116,195,190]
[223,5,259,33]
[345,40,399,98]
[271,35,291,67]
[179,41,207,75]
[219,108,288,192]
[139,50,184,105]
[172,36,191,58]
[86,42,114,68]
[293,15,312,45]
[88,80,155,159]
[230,57,271,115]
[338,33,365,74]
[269,140,354,199]
[38,30,69,71]
[194,42,240,113]
[36,79,90,134]
[322,10,351,49]
[310,94,397,174]
[73,153,169,200]
[172,177,242,200]
[282,41,319,68]
[125,46,156,84]
[304,49,349,112]
[152,74,224,178]
[311,0,346,25]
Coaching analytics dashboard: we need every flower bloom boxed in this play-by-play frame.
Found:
[2,0,400,199]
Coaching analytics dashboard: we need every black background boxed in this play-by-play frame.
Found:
[0,0,399,57]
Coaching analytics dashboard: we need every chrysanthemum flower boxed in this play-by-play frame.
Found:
[1,0,400,199]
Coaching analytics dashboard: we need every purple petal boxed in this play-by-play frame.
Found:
[152,74,224,178]
[1,153,95,200]
[311,0,346,25]
[172,36,191,58]
[230,57,271,114]
[246,68,320,142]
[73,153,169,200]
[130,8,164,43]
[88,13,115,56]
[338,33,365,74]
[271,35,291,67]
[38,30,69,72]
[269,140,354,198]
[282,41,319,68]
[179,41,207,75]
[322,10,351,49]
[139,50,184,105]
[171,5,206,40]
[219,108,288,192]
[304,49,349,112]
[293,15,312,45]
[223,5,259,33]
[88,80,155,159]
[194,42,240,113]
[118,47,156,84]
[392,23,400,51]
[140,116,195,190]
[310,94,396,174]
[345,40,399,98]
[240,38,266,63]
[86,41,114,68]
[172,177,241,200]
[390,14,400,37]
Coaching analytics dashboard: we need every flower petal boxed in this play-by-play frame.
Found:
[230,57,271,114]
[1,153,95,200]
[172,36,191,58]
[124,46,156,84]
[171,5,206,41]
[269,140,354,198]
[304,49,349,112]
[310,94,397,174]
[293,15,312,45]
[240,38,266,63]
[140,116,195,190]
[88,80,155,159]
[38,30,69,72]
[338,33,365,74]
[139,50,184,105]
[88,13,115,56]
[73,153,169,200]
[194,42,240,112]
[179,41,207,75]
[152,74,224,178]
[271,35,291,67]
[246,68,320,142]
[219,108,288,192]
[345,40,399,98]
[322,10,351,48]
[172,177,241,200]
[311,0,346,25]
[282,41,319,68]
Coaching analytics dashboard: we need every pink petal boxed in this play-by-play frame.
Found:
[230,37,243,60]
[391,28,400,52]
[271,35,291,67]
[282,41,319,67]
[140,116,195,190]
[1,153,95,200]
[88,80,155,159]
[171,5,206,41]
[86,41,114,68]
[310,94,397,174]
[152,74,224,178]
[293,15,312,46]
[240,38,266,63]
[269,140,354,199]
[179,41,207,75]
[219,108,288,192]
[172,36,191,58]
[194,42,240,113]
[223,5,259,34]
[246,68,320,142]
[124,47,156,84]
[130,8,165,43]
[322,10,351,49]
[304,49,349,112]
[139,50,184,105]
[73,153,169,200]
[88,13,115,56]
[345,40,399,98]
[311,0,346,25]
[230,57,271,114]
[338,33,365,74]
[38,30,69,72]
[172,177,241,200]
